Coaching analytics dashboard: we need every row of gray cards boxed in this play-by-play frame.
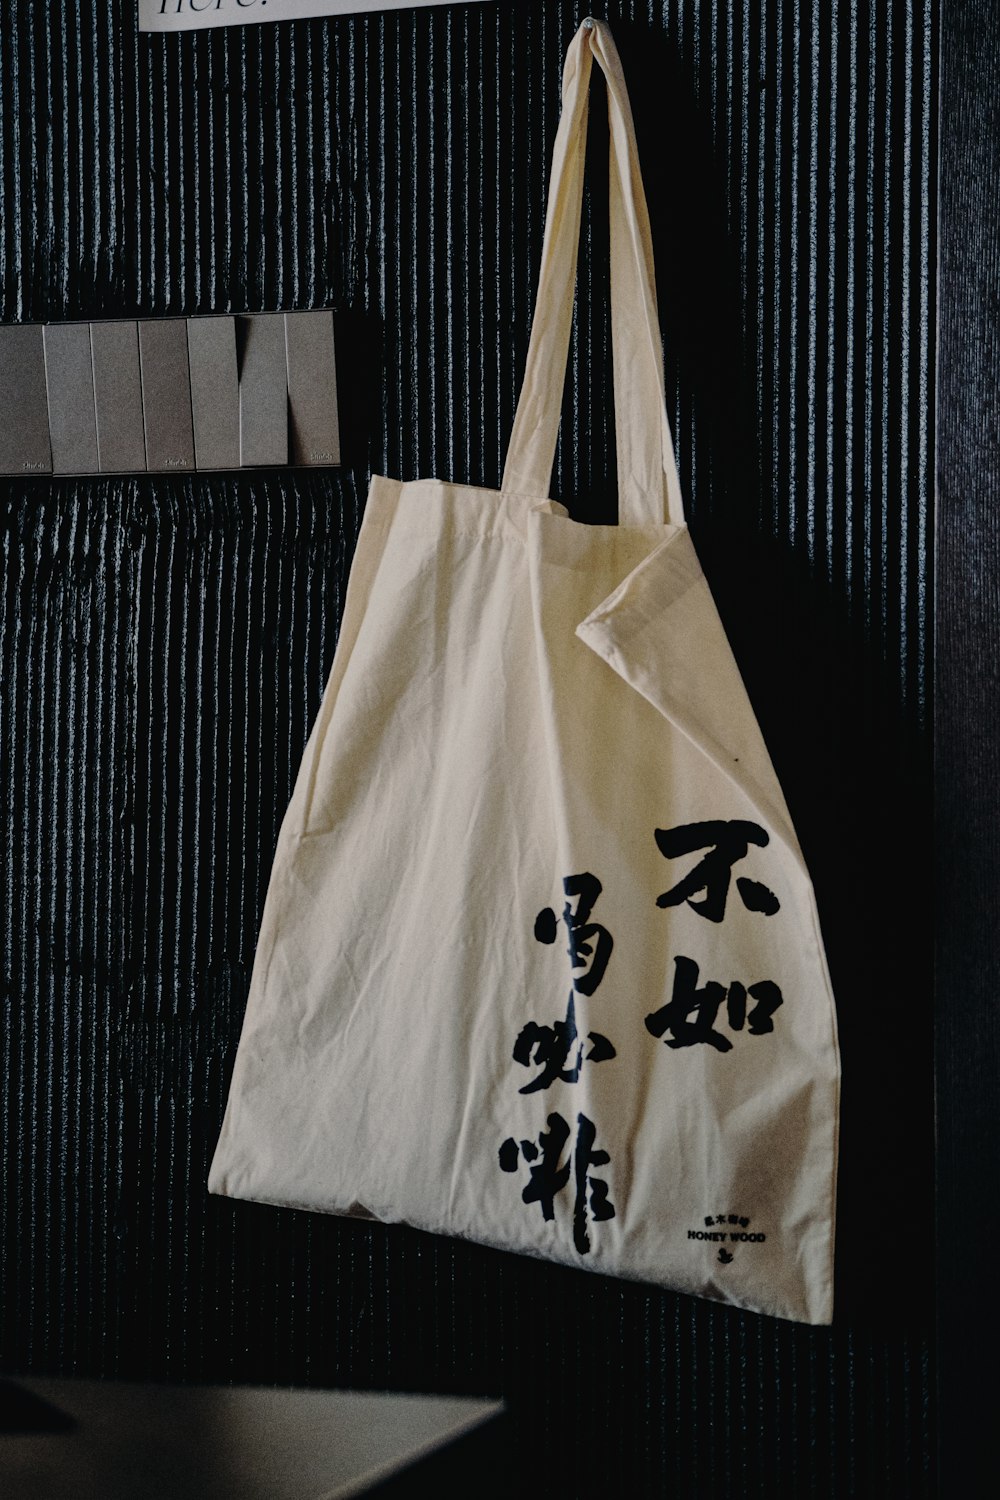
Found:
[0,311,340,476]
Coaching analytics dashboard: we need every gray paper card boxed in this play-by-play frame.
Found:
[285,310,340,467]
[186,317,239,471]
[44,324,99,474]
[139,320,195,473]
[91,322,147,472]
[0,326,52,475]
[239,314,287,468]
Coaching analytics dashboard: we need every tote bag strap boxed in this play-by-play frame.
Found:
[502,18,685,528]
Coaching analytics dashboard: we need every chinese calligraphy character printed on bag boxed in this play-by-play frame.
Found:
[209,18,841,1325]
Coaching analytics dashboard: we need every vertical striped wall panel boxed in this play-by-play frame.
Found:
[0,3,935,1494]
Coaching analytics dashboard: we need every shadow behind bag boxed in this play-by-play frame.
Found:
[209,19,840,1326]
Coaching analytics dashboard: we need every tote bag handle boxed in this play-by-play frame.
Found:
[502,18,685,527]
[502,19,684,527]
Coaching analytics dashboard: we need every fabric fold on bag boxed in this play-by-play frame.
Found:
[575,528,803,865]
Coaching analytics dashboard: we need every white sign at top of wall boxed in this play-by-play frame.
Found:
[139,1,490,32]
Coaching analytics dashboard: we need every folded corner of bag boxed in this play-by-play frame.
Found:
[574,529,803,864]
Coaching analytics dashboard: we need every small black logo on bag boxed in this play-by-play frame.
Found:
[687,1212,766,1263]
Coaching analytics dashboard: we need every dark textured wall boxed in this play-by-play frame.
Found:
[0,2,935,1494]
[935,2,1000,1494]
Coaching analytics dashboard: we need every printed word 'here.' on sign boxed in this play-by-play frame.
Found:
[138,1,490,34]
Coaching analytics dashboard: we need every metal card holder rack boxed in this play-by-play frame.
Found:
[0,311,340,476]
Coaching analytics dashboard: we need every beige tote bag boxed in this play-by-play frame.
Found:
[209,18,840,1326]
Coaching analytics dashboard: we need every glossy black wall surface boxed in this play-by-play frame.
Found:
[0,2,935,1494]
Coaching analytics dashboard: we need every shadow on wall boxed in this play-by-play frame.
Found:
[614,18,934,1334]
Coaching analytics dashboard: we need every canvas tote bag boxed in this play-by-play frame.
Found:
[209,18,840,1326]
